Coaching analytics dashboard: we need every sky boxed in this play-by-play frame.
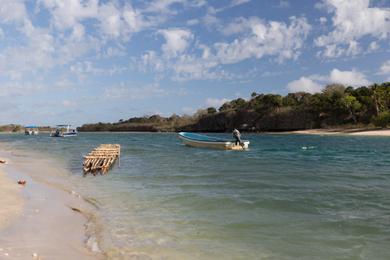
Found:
[0,0,389,126]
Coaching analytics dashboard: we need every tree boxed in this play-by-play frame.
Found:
[372,111,390,128]
[219,98,247,112]
[194,109,208,119]
[343,95,362,123]
[219,102,233,112]
[322,84,345,98]
[230,98,247,110]
[207,107,217,114]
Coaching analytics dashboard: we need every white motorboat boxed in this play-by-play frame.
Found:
[50,125,78,137]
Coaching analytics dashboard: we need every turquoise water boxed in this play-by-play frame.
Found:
[1,133,390,259]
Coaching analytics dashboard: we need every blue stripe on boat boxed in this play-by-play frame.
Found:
[178,132,230,142]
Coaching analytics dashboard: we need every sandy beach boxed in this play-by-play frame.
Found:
[0,168,22,231]
[0,148,103,259]
[282,128,390,136]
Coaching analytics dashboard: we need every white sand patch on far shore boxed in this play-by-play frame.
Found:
[285,129,390,136]
[348,129,390,136]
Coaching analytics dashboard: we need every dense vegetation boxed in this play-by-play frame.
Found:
[0,125,53,133]
[0,124,23,132]
[78,82,390,132]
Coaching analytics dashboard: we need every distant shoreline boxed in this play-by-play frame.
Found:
[2,127,390,136]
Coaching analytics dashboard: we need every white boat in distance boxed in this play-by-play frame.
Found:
[50,125,78,137]
[178,132,249,150]
[25,125,39,135]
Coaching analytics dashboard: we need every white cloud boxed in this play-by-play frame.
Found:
[216,16,311,64]
[287,69,371,93]
[287,77,322,93]
[0,1,28,23]
[98,3,122,37]
[186,19,199,26]
[379,60,390,75]
[37,0,98,30]
[0,81,44,97]
[181,106,196,115]
[70,61,127,78]
[328,69,370,86]
[315,0,390,58]
[276,0,290,8]
[38,0,155,40]
[0,22,56,78]
[143,0,186,14]
[138,50,165,72]
[143,0,206,15]
[319,17,327,24]
[211,0,251,14]
[230,0,251,7]
[158,28,194,57]
[202,12,220,29]
[103,83,168,100]
[206,98,230,108]
[368,41,379,52]
[122,5,149,33]
[137,16,310,81]
[97,3,152,39]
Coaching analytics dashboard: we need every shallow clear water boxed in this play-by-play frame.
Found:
[1,133,390,259]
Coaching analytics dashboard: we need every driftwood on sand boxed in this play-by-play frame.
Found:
[83,144,120,175]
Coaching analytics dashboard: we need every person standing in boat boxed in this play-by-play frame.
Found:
[233,128,243,146]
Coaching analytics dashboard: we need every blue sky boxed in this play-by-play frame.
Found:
[0,0,389,126]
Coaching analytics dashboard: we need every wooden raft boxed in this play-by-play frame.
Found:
[83,144,120,175]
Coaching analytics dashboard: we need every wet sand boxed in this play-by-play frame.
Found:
[0,167,22,231]
[0,151,103,259]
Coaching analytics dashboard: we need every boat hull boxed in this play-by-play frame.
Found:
[50,132,77,137]
[178,132,249,150]
[25,130,39,135]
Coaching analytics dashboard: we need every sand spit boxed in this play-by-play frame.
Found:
[0,149,104,260]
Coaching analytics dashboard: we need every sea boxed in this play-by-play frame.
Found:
[1,132,390,259]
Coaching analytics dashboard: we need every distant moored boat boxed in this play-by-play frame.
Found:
[178,132,249,150]
[50,124,78,137]
[25,126,39,135]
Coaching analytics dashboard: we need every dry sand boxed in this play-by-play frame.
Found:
[285,128,390,136]
[0,151,103,259]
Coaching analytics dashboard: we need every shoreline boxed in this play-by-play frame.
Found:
[76,128,390,136]
[0,148,104,259]
[279,128,390,136]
